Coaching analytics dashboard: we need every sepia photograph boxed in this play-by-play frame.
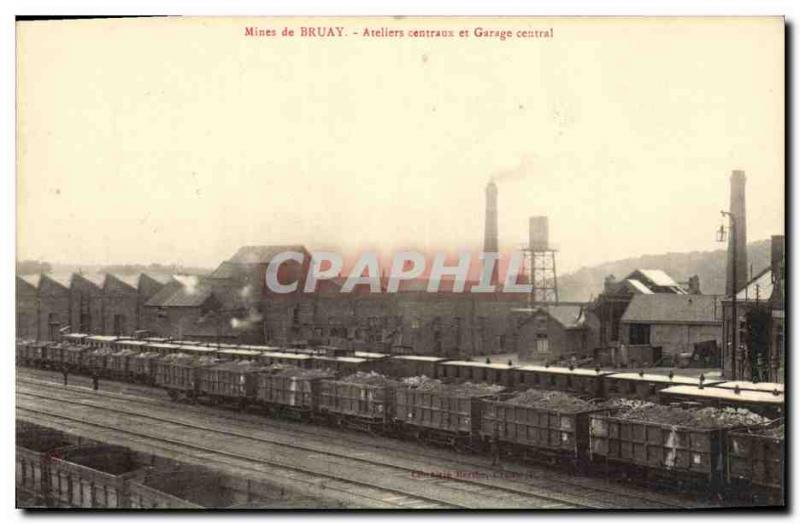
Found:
[13,14,786,511]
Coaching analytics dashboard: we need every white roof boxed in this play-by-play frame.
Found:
[441,360,512,370]
[661,385,784,404]
[515,365,611,377]
[607,372,716,385]
[627,279,655,294]
[392,355,447,362]
[119,340,148,346]
[88,335,121,342]
[262,352,311,360]
[717,381,784,394]
[354,351,388,359]
[639,269,680,287]
[218,348,261,356]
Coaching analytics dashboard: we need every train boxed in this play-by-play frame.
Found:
[15,334,785,503]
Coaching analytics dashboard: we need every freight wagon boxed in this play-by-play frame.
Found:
[588,411,749,490]
[481,395,615,468]
[318,376,398,432]
[658,385,785,419]
[258,352,313,369]
[254,367,333,420]
[385,355,448,379]
[394,383,504,450]
[310,356,375,376]
[727,421,784,503]
[196,360,265,408]
[155,353,220,401]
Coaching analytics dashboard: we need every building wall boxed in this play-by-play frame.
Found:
[36,279,71,341]
[16,279,38,339]
[70,277,105,335]
[103,278,139,336]
[620,321,721,357]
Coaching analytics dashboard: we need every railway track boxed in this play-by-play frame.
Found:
[16,372,708,509]
[18,385,588,509]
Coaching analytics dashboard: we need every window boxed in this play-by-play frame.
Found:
[536,333,549,353]
[629,324,651,345]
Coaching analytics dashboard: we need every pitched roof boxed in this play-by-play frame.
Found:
[43,273,74,289]
[735,267,773,301]
[74,273,106,288]
[515,304,587,329]
[625,279,654,294]
[19,274,41,289]
[142,273,175,285]
[108,273,140,290]
[621,294,721,325]
[229,245,309,265]
[636,269,680,287]
[208,261,244,279]
[145,275,214,307]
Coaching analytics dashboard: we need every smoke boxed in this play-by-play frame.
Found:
[173,274,199,295]
[493,155,535,184]
[230,307,263,330]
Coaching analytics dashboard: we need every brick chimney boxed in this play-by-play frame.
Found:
[726,170,748,296]
[687,275,701,295]
[770,235,784,305]
[483,179,499,286]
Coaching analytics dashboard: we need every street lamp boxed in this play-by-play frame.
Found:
[718,210,738,379]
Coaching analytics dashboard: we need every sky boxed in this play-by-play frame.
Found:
[16,16,785,274]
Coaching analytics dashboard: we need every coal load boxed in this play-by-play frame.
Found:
[605,398,769,429]
[265,364,332,379]
[339,371,398,387]
[401,376,504,396]
[760,423,785,439]
[506,389,598,413]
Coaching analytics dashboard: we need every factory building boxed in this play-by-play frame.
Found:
[721,234,785,383]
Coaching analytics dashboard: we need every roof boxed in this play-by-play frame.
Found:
[108,273,140,290]
[626,279,654,295]
[735,267,773,301]
[607,372,718,386]
[77,273,107,288]
[43,273,74,289]
[19,274,41,289]
[441,360,512,370]
[354,351,388,359]
[208,261,243,279]
[391,355,448,362]
[145,276,213,307]
[261,352,311,360]
[716,381,784,394]
[142,273,175,285]
[660,385,784,404]
[515,365,612,377]
[229,245,309,265]
[620,294,721,325]
[637,269,681,288]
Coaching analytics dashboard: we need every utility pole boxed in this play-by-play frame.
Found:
[720,210,738,379]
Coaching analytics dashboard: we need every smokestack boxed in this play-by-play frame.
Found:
[529,216,549,251]
[726,170,748,296]
[484,179,499,285]
[770,235,785,304]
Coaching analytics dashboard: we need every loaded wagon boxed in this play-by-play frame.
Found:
[512,365,610,398]
[41,342,68,370]
[62,345,91,372]
[394,380,504,450]
[481,390,615,468]
[129,352,160,385]
[588,405,764,490]
[727,421,784,504]
[254,366,333,419]
[86,347,115,377]
[603,372,720,402]
[318,374,399,432]
[658,385,784,419]
[196,360,265,408]
[155,353,220,401]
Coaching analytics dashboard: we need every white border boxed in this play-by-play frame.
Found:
[2,1,796,522]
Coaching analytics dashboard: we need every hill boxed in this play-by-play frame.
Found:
[557,238,772,301]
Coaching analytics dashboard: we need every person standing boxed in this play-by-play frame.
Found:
[92,371,99,391]
[62,364,69,387]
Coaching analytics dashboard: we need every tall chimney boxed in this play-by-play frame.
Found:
[484,179,499,285]
[726,170,748,296]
